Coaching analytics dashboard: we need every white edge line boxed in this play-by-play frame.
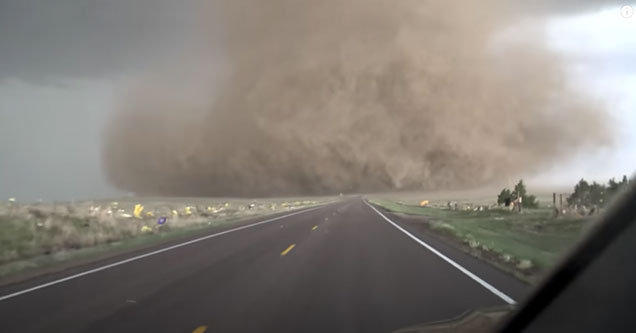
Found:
[364,201,516,305]
[0,205,326,302]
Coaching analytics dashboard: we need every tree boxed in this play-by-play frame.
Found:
[608,177,620,196]
[496,180,538,208]
[514,180,539,208]
[523,194,539,209]
[605,174,634,204]
[514,180,527,199]
[497,188,512,206]
[567,179,590,206]
[589,182,606,207]
[568,179,607,207]
[567,174,634,208]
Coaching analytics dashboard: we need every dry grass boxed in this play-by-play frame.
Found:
[0,198,326,266]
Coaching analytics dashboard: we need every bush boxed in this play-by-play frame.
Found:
[524,194,539,209]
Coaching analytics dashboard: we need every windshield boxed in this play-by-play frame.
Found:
[0,1,634,332]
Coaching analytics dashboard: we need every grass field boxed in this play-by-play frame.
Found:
[369,199,593,280]
[0,197,330,279]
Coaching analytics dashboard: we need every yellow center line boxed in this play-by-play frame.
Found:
[281,244,296,256]
[312,225,318,231]
[192,325,208,333]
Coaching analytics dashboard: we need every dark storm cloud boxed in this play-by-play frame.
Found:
[0,0,202,82]
[0,0,613,82]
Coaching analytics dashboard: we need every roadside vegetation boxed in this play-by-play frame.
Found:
[0,198,325,278]
[370,174,634,283]
[370,199,586,279]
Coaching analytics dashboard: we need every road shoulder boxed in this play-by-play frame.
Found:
[366,201,532,302]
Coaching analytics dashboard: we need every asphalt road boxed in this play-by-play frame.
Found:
[0,198,530,332]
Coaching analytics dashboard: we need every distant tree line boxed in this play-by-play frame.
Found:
[567,175,634,208]
[495,174,634,211]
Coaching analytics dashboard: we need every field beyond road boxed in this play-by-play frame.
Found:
[369,199,593,283]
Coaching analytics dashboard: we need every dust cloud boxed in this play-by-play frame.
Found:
[102,0,610,197]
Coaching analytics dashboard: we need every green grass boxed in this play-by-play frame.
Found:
[370,199,591,272]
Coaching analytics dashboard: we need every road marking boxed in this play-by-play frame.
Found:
[312,225,318,230]
[0,205,326,302]
[281,244,296,256]
[192,325,208,333]
[364,201,516,305]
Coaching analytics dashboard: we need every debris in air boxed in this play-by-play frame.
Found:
[133,204,144,219]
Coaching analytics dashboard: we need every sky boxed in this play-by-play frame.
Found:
[0,1,634,201]
[0,0,203,201]
[528,6,636,187]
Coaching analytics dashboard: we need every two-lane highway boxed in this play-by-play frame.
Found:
[0,198,529,332]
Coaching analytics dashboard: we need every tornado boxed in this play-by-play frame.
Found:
[102,0,610,197]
